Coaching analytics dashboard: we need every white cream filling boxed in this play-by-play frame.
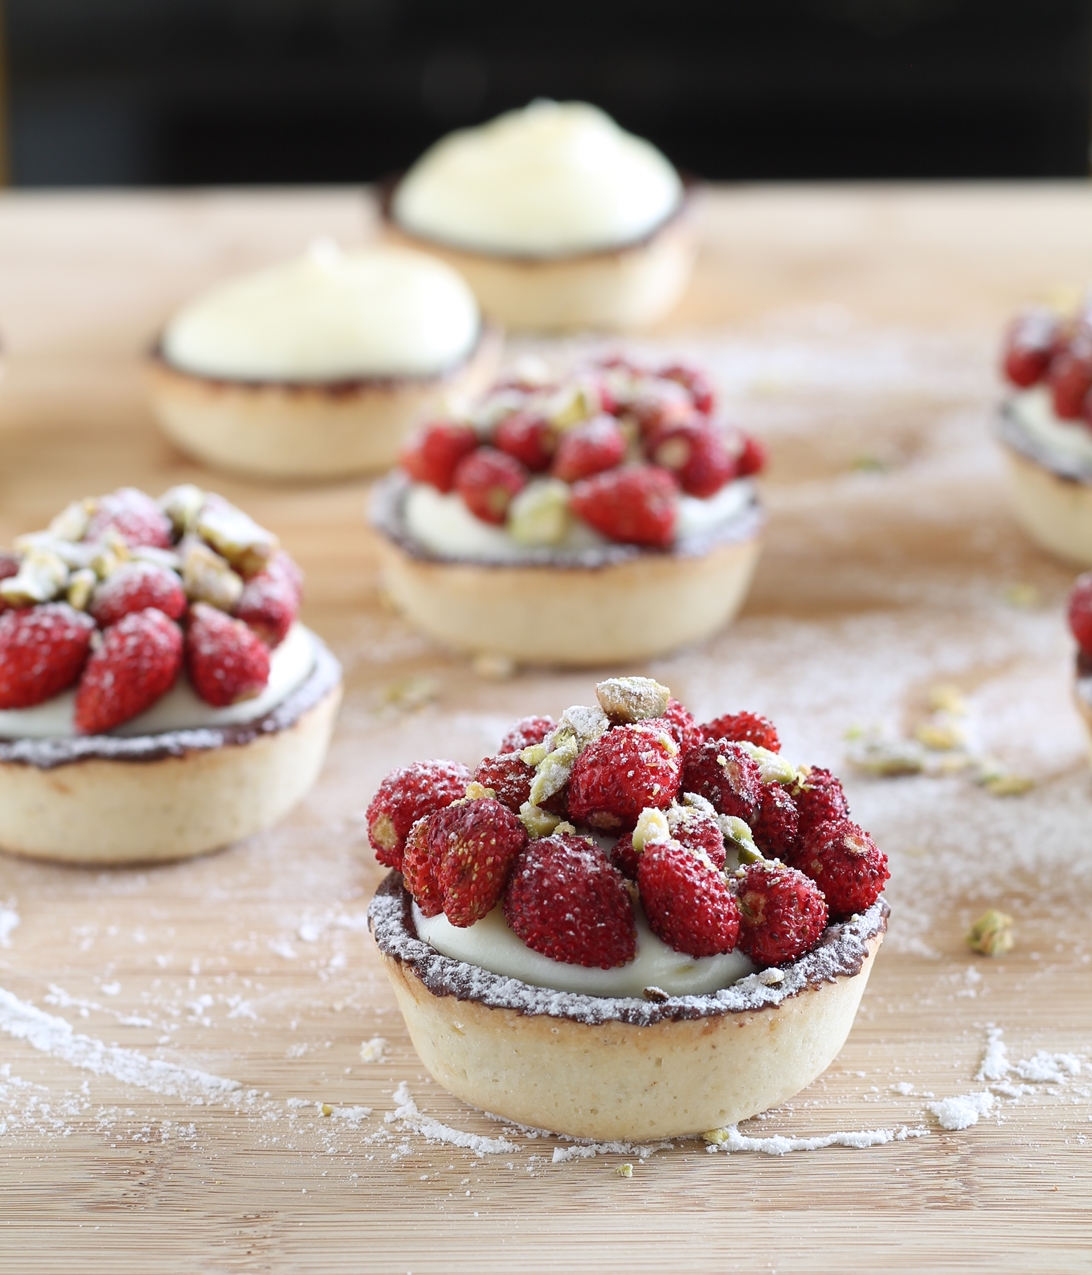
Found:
[415,899,754,998]
[393,100,683,258]
[162,241,480,382]
[402,478,753,562]
[1010,387,1092,469]
[0,622,316,740]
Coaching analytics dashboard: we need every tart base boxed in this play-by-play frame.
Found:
[375,531,762,667]
[147,328,501,481]
[382,215,696,333]
[0,652,341,866]
[370,875,887,1142]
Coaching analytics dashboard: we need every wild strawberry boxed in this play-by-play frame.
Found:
[473,752,534,812]
[736,860,828,966]
[638,839,740,958]
[494,410,556,472]
[420,797,528,927]
[499,715,555,753]
[659,363,715,414]
[454,447,528,524]
[794,767,849,836]
[567,720,681,830]
[84,488,173,549]
[401,817,444,916]
[701,711,780,753]
[184,601,270,707]
[750,783,799,862]
[400,420,478,492]
[551,415,626,483]
[1068,573,1092,656]
[503,834,636,968]
[626,384,694,438]
[89,562,186,628]
[1001,308,1060,388]
[0,554,18,614]
[365,758,471,869]
[670,803,727,869]
[0,602,95,709]
[680,740,762,822]
[735,435,767,478]
[570,465,678,548]
[609,831,641,880]
[793,818,889,919]
[661,697,704,755]
[235,551,301,647]
[648,420,736,497]
[1049,332,1092,420]
[74,608,183,734]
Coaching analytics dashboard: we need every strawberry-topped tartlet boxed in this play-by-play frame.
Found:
[0,486,341,864]
[367,677,888,1140]
[370,355,765,665]
[996,300,1092,564]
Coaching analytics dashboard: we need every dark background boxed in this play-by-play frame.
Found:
[6,0,1092,187]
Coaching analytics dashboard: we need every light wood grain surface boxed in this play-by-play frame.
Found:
[2,185,1092,1274]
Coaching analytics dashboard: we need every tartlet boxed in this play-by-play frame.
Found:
[0,485,341,864]
[383,101,696,332]
[370,355,765,666]
[367,678,889,1141]
[996,302,1092,564]
[1066,573,1092,755]
[148,240,500,481]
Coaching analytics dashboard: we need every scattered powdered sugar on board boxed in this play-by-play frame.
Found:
[385,1083,519,1155]
[551,1139,674,1164]
[704,1125,928,1155]
[928,1092,995,1131]
[0,906,18,948]
[0,985,241,1102]
[359,1036,387,1063]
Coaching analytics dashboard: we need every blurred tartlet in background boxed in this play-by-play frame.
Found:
[384,101,696,333]
[996,300,1092,564]
[148,240,500,481]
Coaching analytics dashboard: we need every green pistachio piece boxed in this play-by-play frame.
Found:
[967,909,1015,956]
[507,479,571,547]
[519,802,562,839]
[197,500,278,576]
[595,676,671,724]
[48,498,95,542]
[66,567,98,611]
[0,548,68,606]
[159,484,205,537]
[182,540,244,611]
[631,808,671,853]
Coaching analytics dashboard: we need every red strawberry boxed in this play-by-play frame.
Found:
[235,551,302,647]
[736,860,828,966]
[366,758,472,869]
[793,818,889,920]
[551,415,626,483]
[402,817,443,917]
[638,839,740,958]
[0,554,19,615]
[567,720,681,830]
[84,488,172,549]
[659,363,715,415]
[751,783,800,863]
[648,420,736,497]
[661,697,704,755]
[74,608,182,734]
[184,601,270,707]
[494,410,557,473]
[626,385,694,438]
[609,831,642,880]
[701,711,780,753]
[1050,331,1092,420]
[1001,308,1060,388]
[735,435,767,478]
[680,740,762,822]
[503,834,636,968]
[671,804,727,869]
[1068,573,1092,656]
[424,797,528,927]
[89,562,186,628]
[454,447,528,525]
[499,715,555,753]
[0,602,96,709]
[794,767,849,837]
[400,420,478,492]
[473,752,534,812]
[570,465,678,548]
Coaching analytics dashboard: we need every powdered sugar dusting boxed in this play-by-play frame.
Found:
[0,906,19,948]
[928,1091,995,1131]
[704,1124,928,1155]
[385,1082,519,1154]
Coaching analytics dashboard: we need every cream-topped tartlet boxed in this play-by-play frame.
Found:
[0,485,341,864]
[367,678,889,1140]
[384,101,695,332]
[370,354,765,666]
[148,240,500,480]
[996,302,1092,564]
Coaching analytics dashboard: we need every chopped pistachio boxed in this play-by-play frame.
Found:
[758,967,785,985]
[519,802,562,839]
[846,735,926,777]
[464,781,493,801]
[614,1163,633,1178]
[507,479,571,546]
[702,1128,730,1145]
[520,740,551,768]
[48,497,95,542]
[595,676,671,724]
[196,500,278,576]
[720,815,761,864]
[927,684,966,715]
[967,909,1015,956]
[88,530,130,579]
[0,548,68,606]
[1002,581,1039,610]
[181,540,244,611]
[526,704,610,806]
[66,567,97,611]
[159,484,205,536]
[735,740,801,786]
[631,808,671,853]
[528,734,578,806]
[553,821,576,836]
[544,382,597,431]
[321,1103,333,1117]
[130,545,182,572]
[974,757,1034,796]
[914,721,967,752]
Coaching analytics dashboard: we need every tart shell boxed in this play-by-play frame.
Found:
[146,327,502,482]
[369,873,887,1142]
[0,642,341,866]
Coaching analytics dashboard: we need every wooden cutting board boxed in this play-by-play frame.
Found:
[1,185,1091,1273]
